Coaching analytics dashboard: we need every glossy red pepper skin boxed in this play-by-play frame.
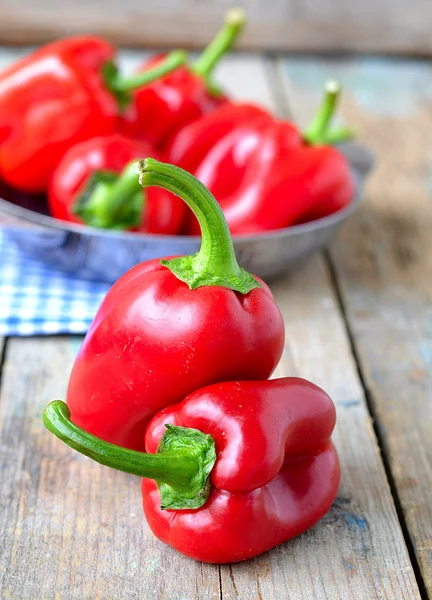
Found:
[166,102,274,177]
[188,123,286,234]
[166,103,290,233]
[269,145,355,226]
[48,134,185,234]
[122,54,227,150]
[292,146,355,223]
[143,378,340,563]
[66,259,285,451]
[0,37,119,193]
[189,133,354,235]
[168,101,354,234]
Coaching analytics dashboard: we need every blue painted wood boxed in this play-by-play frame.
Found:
[281,57,432,117]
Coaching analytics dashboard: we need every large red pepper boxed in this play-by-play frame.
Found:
[44,377,339,563]
[48,134,185,234]
[167,81,355,234]
[65,159,285,450]
[121,9,246,150]
[0,38,186,193]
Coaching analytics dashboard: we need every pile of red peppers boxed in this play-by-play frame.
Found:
[9,5,345,564]
[0,9,354,236]
[44,158,341,563]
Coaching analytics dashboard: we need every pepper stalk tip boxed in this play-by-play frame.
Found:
[325,79,341,95]
[135,159,145,186]
[224,7,247,27]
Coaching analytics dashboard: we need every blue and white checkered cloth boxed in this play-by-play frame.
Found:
[0,229,109,336]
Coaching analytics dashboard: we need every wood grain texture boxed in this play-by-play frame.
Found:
[0,52,422,600]
[1,0,432,54]
[278,55,432,596]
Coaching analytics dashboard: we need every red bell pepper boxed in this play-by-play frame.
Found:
[121,9,246,150]
[65,159,285,450]
[0,38,186,193]
[44,377,340,563]
[48,134,185,234]
[167,81,355,235]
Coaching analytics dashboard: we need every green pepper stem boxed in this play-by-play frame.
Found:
[109,50,187,93]
[43,401,202,494]
[100,161,144,220]
[319,126,355,145]
[136,158,260,294]
[303,80,354,146]
[193,8,246,80]
[73,162,144,230]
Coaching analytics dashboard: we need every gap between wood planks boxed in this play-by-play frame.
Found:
[0,337,8,393]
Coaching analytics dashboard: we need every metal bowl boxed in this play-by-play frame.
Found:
[0,142,374,283]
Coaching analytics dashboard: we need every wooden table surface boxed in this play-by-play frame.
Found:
[0,48,431,600]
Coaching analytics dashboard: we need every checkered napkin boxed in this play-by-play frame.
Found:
[0,229,109,336]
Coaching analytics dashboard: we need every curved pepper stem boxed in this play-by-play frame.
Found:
[303,80,354,146]
[43,401,216,510]
[104,50,187,109]
[192,8,246,92]
[73,162,145,230]
[137,158,261,294]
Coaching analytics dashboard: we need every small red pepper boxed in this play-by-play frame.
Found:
[168,81,355,234]
[48,134,185,234]
[44,377,339,563]
[0,38,186,193]
[65,159,285,450]
[121,9,246,150]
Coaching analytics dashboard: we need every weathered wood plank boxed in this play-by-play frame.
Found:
[278,55,432,596]
[0,53,422,600]
[1,0,432,55]
[0,337,5,367]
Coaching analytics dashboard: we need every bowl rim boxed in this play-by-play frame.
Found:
[0,181,362,243]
